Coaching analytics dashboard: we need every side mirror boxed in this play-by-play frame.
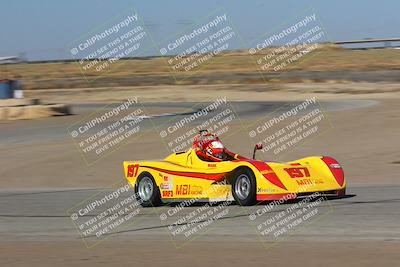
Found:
[252,143,263,159]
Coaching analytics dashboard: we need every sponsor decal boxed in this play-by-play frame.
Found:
[160,176,173,190]
[175,185,203,196]
[176,185,190,195]
[296,178,324,186]
[162,190,174,197]
[160,183,170,190]
[191,185,203,195]
[257,188,277,193]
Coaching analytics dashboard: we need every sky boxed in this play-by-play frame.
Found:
[1,0,399,60]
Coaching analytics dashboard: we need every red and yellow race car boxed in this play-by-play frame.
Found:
[123,130,345,206]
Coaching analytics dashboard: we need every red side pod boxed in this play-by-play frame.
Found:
[257,193,296,201]
[236,159,287,190]
[322,156,345,186]
[141,166,227,181]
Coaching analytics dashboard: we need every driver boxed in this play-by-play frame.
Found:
[199,139,226,161]
[193,132,244,162]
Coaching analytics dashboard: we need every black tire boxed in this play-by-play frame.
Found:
[135,172,161,207]
[231,168,256,206]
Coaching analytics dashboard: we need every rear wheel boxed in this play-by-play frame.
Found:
[232,168,256,206]
[136,173,161,207]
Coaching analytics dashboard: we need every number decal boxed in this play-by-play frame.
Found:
[284,167,310,178]
[127,164,139,177]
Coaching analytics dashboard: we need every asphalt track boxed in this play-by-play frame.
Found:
[0,185,399,243]
[1,99,398,247]
[0,99,376,145]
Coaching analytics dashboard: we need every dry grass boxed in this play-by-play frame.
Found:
[1,45,400,90]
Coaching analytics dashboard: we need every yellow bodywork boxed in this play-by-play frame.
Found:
[123,149,346,202]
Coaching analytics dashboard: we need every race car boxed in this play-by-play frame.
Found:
[123,130,346,206]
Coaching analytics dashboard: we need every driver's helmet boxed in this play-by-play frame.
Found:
[201,139,225,159]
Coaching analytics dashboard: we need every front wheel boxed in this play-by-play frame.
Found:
[135,172,161,207]
[232,168,256,206]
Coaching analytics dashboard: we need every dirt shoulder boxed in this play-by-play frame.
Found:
[25,82,400,104]
[1,240,399,267]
